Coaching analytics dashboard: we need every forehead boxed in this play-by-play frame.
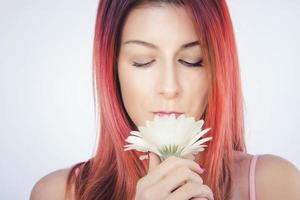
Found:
[120,4,199,48]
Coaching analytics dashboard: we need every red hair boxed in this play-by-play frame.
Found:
[65,0,247,200]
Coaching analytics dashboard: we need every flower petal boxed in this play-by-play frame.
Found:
[129,131,142,137]
[193,136,213,146]
[186,128,211,147]
[125,136,148,147]
[124,114,212,160]
[124,145,148,152]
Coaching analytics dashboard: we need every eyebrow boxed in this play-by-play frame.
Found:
[123,40,200,50]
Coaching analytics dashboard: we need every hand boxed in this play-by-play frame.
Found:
[134,152,214,200]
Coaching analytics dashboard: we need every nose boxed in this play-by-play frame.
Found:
[157,64,181,99]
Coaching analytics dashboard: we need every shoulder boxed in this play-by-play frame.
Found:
[256,154,300,200]
[30,167,74,200]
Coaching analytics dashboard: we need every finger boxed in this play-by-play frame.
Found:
[191,184,214,200]
[148,152,161,173]
[156,166,203,193]
[146,156,204,188]
[166,182,214,200]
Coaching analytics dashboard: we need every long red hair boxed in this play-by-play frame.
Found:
[65,0,247,199]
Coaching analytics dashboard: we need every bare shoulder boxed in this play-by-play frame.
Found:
[256,154,300,200]
[30,167,74,200]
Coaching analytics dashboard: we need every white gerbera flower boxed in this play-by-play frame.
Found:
[124,113,212,161]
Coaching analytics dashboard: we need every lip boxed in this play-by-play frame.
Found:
[153,111,184,118]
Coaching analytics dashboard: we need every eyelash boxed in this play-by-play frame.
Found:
[132,59,204,68]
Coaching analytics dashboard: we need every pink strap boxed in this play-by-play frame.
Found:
[249,155,259,200]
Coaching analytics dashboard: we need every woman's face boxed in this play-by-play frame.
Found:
[117,4,209,128]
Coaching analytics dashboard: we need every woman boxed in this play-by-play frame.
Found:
[30,0,300,200]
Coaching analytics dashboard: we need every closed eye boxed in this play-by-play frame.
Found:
[132,60,155,67]
[132,59,204,68]
[178,59,203,67]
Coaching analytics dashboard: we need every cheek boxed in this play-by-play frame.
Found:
[190,83,208,105]
[118,67,151,126]
[118,64,155,105]
[183,73,209,119]
[118,69,140,109]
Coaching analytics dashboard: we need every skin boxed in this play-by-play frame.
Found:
[118,4,213,200]
[117,4,209,129]
[29,3,300,200]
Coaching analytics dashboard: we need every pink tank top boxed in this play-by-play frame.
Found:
[249,155,259,200]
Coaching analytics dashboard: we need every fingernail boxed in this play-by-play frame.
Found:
[198,165,204,173]
[199,164,207,173]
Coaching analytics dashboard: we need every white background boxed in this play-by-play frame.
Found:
[0,1,299,199]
